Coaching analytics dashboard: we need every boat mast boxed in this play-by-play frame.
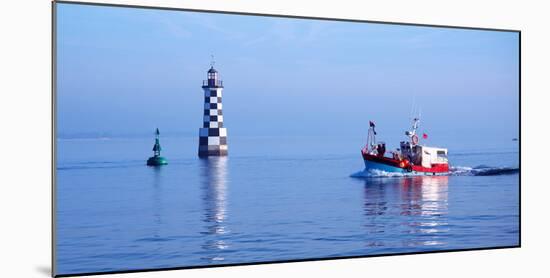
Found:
[368,126,376,151]
[366,121,377,153]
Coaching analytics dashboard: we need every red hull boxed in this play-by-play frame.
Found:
[411,164,449,173]
[362,151,449,173]
[362,152,404,168]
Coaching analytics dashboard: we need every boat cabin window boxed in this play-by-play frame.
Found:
[436,150,448,162]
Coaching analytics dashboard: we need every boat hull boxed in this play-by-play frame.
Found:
[362,152,449,175]
[364,159,407,173]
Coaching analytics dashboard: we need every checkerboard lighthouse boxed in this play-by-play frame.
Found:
[198,62,228,157]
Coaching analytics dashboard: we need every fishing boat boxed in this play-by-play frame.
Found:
[361,118,450,175]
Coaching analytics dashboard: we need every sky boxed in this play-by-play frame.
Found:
[56,3,519,142]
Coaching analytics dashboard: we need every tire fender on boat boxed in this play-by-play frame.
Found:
[412,134,419,145]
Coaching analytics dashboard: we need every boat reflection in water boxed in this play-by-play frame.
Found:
[363,176,449,251]
[199,157,230,262]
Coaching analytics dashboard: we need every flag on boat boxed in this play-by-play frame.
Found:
[369,121,377,135]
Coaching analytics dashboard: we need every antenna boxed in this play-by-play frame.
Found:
[210,54,215,67]
[410,94,417,120]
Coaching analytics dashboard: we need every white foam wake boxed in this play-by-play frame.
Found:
[350,165,519,178]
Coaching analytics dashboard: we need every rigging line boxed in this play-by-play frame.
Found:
[409,94,416,120]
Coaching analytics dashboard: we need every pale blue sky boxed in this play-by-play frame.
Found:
[56,3,519,141]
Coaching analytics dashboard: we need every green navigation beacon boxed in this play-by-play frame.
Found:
[147,128,168,166]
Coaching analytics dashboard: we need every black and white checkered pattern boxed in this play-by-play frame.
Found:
[199,85,228,157]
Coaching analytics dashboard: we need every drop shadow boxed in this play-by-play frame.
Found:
[35,265,51,277]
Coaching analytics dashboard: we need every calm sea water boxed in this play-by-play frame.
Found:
[55,135,519,275]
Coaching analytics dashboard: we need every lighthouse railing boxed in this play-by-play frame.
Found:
[203,80,223,87]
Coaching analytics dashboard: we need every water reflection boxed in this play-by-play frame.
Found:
[199,157,230,262]
[400,176,449,216]
[363,181,389,247]
[150,167,164,239]
[363,176,449,249]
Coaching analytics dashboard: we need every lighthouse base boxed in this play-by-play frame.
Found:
[198,127,228,157]
[198,145,228,157]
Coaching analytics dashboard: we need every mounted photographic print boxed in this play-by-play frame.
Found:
[53,1,520,276]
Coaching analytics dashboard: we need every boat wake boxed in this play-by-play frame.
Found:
[450,165,519,176]
[351,165,519,178]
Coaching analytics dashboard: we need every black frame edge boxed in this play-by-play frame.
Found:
[54,245,520,277]
[52,1,58,277]
[54,0,521,33]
